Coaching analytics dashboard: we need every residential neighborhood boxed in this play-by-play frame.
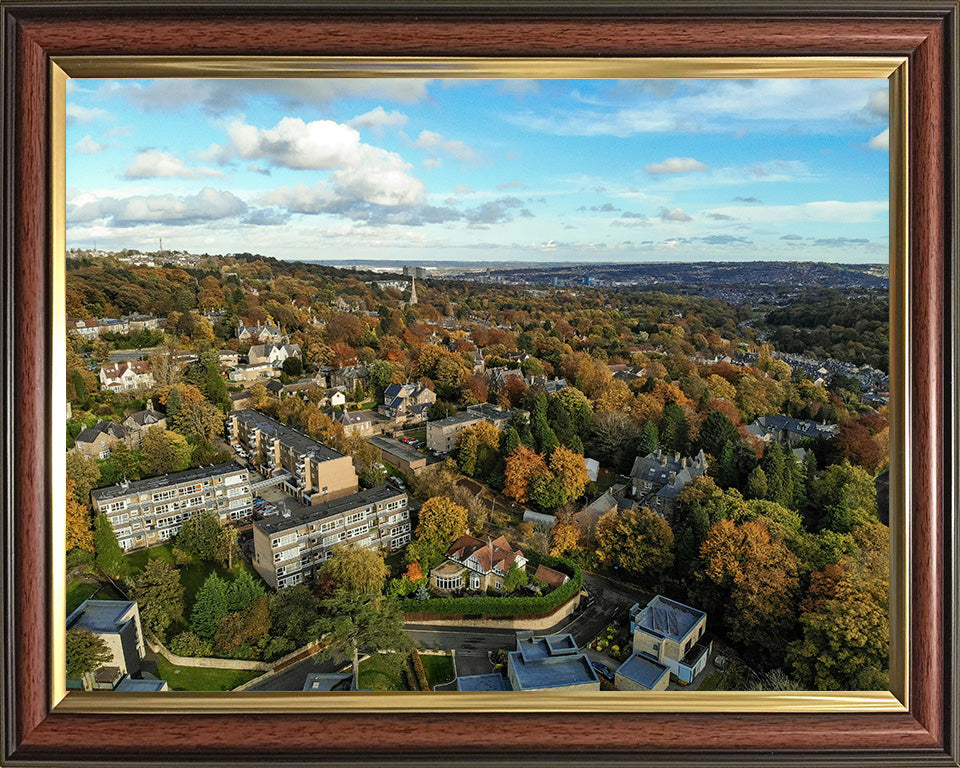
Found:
[63,249,890,696]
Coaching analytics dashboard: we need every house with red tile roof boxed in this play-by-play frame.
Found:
[429,534,527,593]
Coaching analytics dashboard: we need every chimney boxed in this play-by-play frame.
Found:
[146,398,153,411]
[674,452,680,462]
[681,457,687,468]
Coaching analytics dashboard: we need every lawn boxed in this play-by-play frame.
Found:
[66,579,126,614]
[123,543,260,607]
[697,672,722,691]
[420,653,454,689]
[357,653,409,691]
[154,655,261,691]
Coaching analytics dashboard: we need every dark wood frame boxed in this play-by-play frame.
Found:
[1,2,957,766]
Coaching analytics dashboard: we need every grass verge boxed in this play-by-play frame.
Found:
[357,653,409,691]
[154,656,260,691]
[420,653,454,689]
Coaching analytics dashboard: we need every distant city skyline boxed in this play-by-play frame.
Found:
[66,77,889,264]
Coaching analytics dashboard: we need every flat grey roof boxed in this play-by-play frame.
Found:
[116,678,168,692]
[67,600,136,634]
[429,411,482,429]
[635,595,705,643]
[91,462,246,502]
[254,483,404,535]
[303,672,356,691]
[456,674,512,692]
[368,435,427,463]
[509,650,598,691]
[616,653,670,690]
[233,409,346,462]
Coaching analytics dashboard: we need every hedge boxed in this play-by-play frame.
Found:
[400,557,582,617]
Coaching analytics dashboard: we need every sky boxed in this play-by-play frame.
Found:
[65,77,890,264]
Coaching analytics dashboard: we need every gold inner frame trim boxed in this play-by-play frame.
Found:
[49,56,909,715]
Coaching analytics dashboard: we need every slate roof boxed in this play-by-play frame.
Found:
[124,409,165,428]
[615,653,670,690]
[76,420,130,444]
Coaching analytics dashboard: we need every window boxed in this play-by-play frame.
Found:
[152,489,176,502]
[436,574,462,590]
[99,449,110,459]
[320,520,340,533]
[345,511,363,525]
[347,523,369,539]
[392,533,410,548]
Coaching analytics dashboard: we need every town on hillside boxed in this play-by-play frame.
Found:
[65,250,890,695]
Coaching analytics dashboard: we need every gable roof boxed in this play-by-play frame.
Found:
[100,360,150,379]
[445,534,523,575]
[124,409,165,428]
[534,564,569,589]
[76,420,130,444]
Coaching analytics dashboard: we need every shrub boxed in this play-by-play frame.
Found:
[171,547,192,566]
[169,631,212,658]
[411,650,429,691]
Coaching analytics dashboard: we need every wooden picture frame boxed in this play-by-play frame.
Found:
[1,2,957,765]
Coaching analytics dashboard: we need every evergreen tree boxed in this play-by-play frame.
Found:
[191,573,231,638]
[718,440,739,489]
[227,569,267,612]
[699,410,740,458]
[93,514,126,578]
[166,385,183,420]
[761,442,788,506]
[746,465,768,500]
[637,421,659,456]
[132,559,185,641]
[500,426,521,456]
[66,628,112,689]
[658,403,689,454]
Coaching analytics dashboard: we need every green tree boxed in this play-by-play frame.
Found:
[226,569,266,612]
[529,472,566,509]
[595,506,675,581]
[658,403,689,454]
[745,465,768,500]
[718,440,739,489]
[98,442,143,486]
[282,356,303,378]
[312,591,414,684]
[403,539,445,575]
[66,627,112,689]
[813,461,878,533]
[176,511,224,562]
[66,451,101,504]
[166,385,183,420]
[191,573,231,639]
[699,410,740,458]
[319,544,389,595]
[637,421,660,457]
[502,562,529,593]
[132,559,185,641]
[269,584,320,645]
[92,513,126,578]
[172,400,224,442]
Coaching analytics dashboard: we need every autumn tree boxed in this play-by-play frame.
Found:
[66,476,94,553]
[595,506,675,582]
[214,596,272,656]
[171,400,224,442]
[590,411,641,473]
[132,559,185,641]
[503,445,548,505]
[66,451,101,505]
[141,427,192,476]
[66,627,112,689]
[549,445,590,505]
[415,496,468,549]
[699,518,800,658]
[320,544,389,595]
[812,461,878,533]
[549,516,582,557]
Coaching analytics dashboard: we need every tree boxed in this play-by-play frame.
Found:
[226,569,266,612]
[191,573,231,638]
[835,421,884,474]
[66,476,94,553]
[637,421,659,457]
[141,427,192,476]
[502,562,529,593]
[812,461,878,533]
[66,451,101,504]
[66,627,112,689]
[93,513,126,578]
[503,445,548,504]
[214,595,272,656]
[165,383,183,420]
[320,544,389,595]
[415,496,468,548]
[549,445,590,504]
[595,506,675,581]
[403,538,445,575]
[172,400,224,442]
[658,403,689,454]
[699,410,740,458]
[312,590,414,684]
[529,472,566,509]
[269,584,320,646]
[282,356,303,378]
[176,511,225,562]
[549,515,582,557]
[132,559,185,641]
[699,518,800,658]
[98,442,142,485]
[745,465,768,500]
[215,524,240,570]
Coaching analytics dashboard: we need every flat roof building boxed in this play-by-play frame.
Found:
[67,600,145,679]
[506,633,599,692]
[252,483,410,590]
[226,409,358,506]
[91,462,252,551]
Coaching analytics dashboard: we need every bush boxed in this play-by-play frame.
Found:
[169,631,213,657]
[66,548,94,571]
[171,547,192,566]
[411,650,429,691]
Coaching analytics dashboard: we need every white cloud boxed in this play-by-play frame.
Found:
[73,136,105,155]
[414,130,479,164]
[659,207,693,223]
[66,103,110,124]
[124,149,225,179]
[68,187,248,226]
[868,128,889,152]
[643,157,709,174]
[866,89,888,119]
[224,117,424,207]
[348,107,408,131]
[704,199,887,224]
[422,158,443,169]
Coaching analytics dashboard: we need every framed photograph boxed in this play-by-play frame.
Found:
[1,2,957,766]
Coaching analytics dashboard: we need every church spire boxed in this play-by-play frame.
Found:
[409,276,418,305]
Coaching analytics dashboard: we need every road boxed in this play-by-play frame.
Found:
[247,654,344,692]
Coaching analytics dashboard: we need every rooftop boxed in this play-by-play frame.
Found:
[429,411,483,429]
[254,483,404,536]
[232,409,346,462]
[116,678,168,692]
[303,672,357,692]
[67,600,137,634]
[91,462,246,502]
[633,595,706,643]
[616,653,671,690]
[456,673,512,692]
[368,435,427,463]
[509,634,598,691]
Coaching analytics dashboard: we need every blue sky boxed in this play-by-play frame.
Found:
[66,77,889,264]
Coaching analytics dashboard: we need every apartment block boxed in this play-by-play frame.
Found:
[225,409,358,505]
[252,484,411,589]
[90,462,253,551]
[425,404,522,453]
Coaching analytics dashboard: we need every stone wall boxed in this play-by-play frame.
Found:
[403,592,580,630]
[146,634,269,671]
